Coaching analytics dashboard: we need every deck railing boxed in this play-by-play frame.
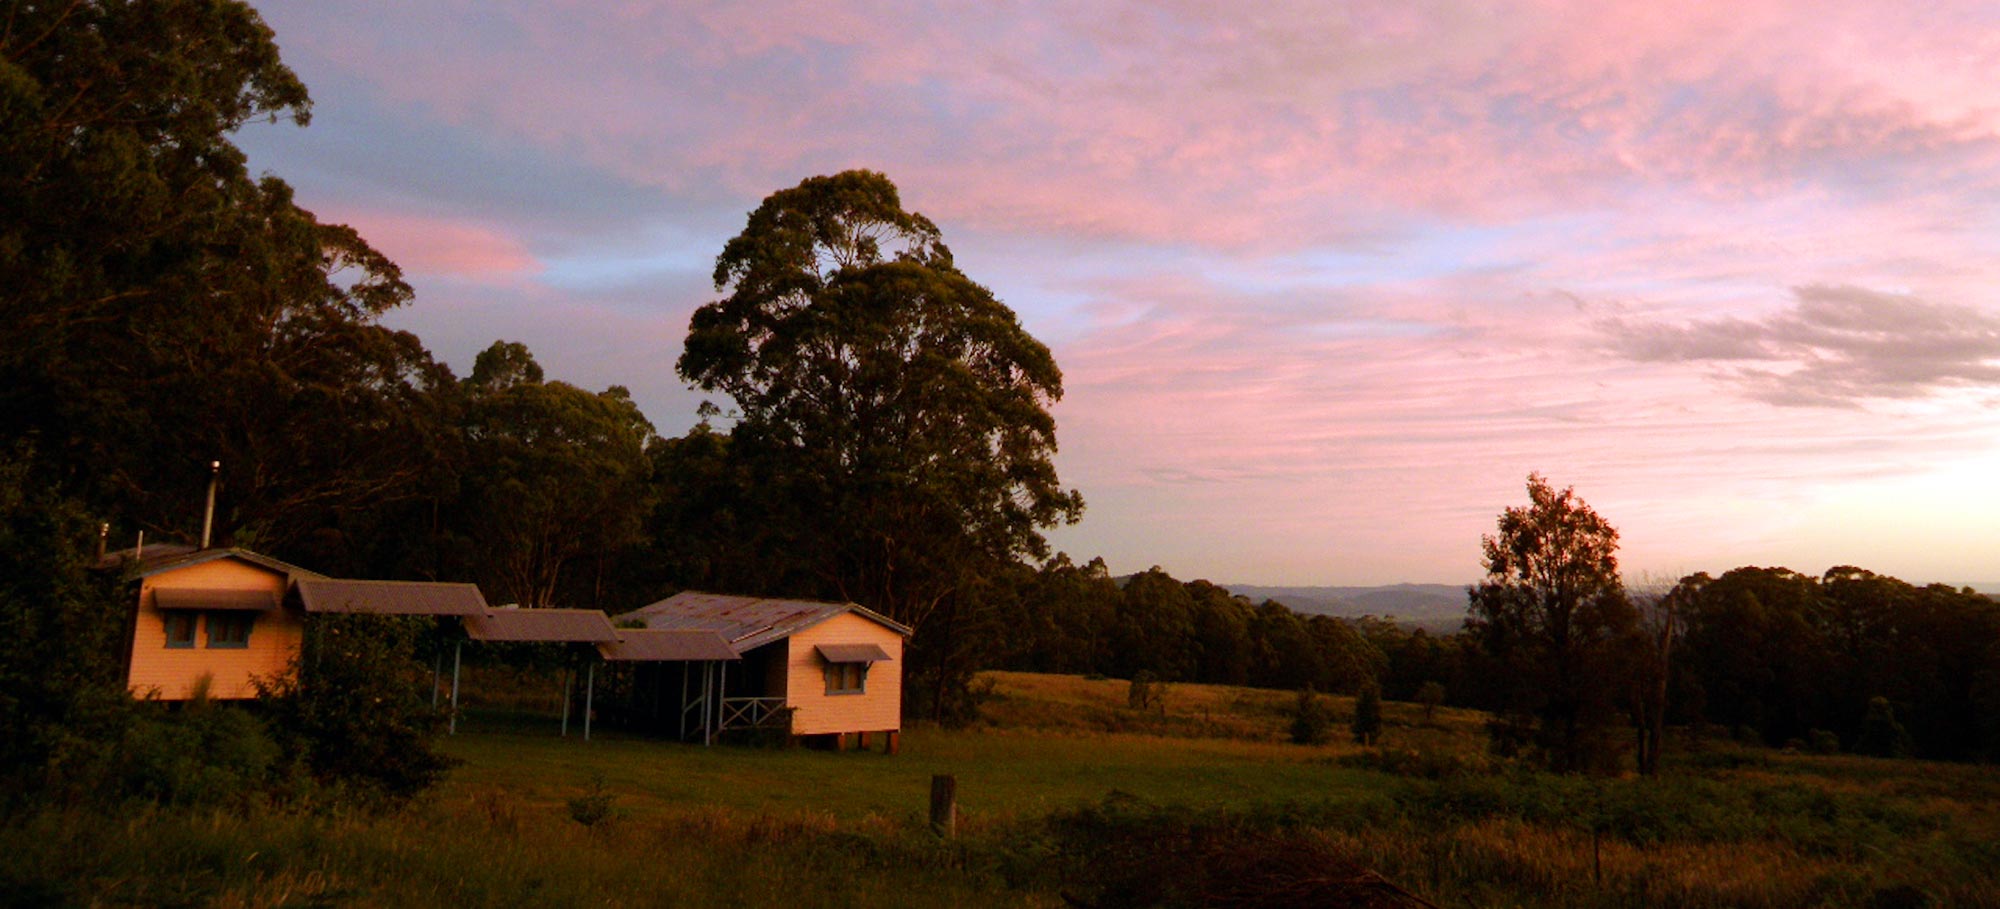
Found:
[719,696,790,730]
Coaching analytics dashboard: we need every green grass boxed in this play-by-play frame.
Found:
[6,669,1998,908]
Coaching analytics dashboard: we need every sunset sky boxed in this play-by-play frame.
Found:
[235,1,2000,587]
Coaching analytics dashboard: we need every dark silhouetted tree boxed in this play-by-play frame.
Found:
[1352,683,1383,745]
[675,170,1082,720]
[1468,474,1636,773]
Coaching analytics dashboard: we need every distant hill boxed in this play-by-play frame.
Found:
[1223,583,1470,631]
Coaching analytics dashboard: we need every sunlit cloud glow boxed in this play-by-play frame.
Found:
[237,0,2000,586]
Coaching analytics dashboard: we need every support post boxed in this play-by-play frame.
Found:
[449,640,462,735]
[584,661,596,742]
[561,665,572,738]
[431,649,442,708]
[887,730,901,755]
[679,661,690,741]
[701,662,714,746]
[930,774,957,837]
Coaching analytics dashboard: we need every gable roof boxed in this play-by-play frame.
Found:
[465,607,620,643]
[129,547,326,581]
[294,578,489,617]
[614,591,911,653]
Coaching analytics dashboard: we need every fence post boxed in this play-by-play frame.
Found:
[930,774,957,837]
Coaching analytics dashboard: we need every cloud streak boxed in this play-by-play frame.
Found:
[1603,285,2000,406]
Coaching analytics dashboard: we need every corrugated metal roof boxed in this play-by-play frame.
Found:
[816,642,893,663]
[131,547,326,581]
[464,608,619,643]
[598,629,740,662]
[153,588,279,611]
[613,591,911,653]
[294,578,489,617]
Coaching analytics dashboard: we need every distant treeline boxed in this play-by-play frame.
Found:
[981,559,2000,763]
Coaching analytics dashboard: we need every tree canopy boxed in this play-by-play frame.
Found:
[1468,474,1636,772]
[678,170,1084,628]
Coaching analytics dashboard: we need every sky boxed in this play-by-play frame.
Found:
[233,0,2000,587]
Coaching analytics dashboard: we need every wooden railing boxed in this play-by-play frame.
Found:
[719,696,790,730]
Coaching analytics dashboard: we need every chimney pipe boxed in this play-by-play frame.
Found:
[200,461,220,549]
[96,523,108,562]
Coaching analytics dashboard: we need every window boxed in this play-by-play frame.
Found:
[164,612,197,649]
[823,661,868,695]
[205,612,252,649]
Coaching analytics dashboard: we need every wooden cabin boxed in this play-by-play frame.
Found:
[121,548,319,701]
[615,592,912,750]
[112,546,490,702]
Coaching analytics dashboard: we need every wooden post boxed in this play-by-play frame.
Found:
[858,731,871,750]
[930,774,957,837]
[584,660,596,742]
[448,640,462,735]
[561,665,572,738]
[431,650,442,707]
[887,730,900,755]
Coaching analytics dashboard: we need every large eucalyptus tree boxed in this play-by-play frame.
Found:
[679,170,1084,633]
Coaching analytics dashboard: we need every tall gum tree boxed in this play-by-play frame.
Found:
[1,0,447,553]
[1468,473,1636,773]
[678,170,1083,631]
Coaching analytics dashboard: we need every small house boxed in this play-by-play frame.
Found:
[120,547,320,700]
[615,592,911,751]
[113,546,489,701]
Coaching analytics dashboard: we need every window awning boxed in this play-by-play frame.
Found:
[153,588,279,611]
[816,643,893,664]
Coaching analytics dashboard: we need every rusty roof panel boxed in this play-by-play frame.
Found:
[613,591,910,653]
[294,578,490,616]
[465,608,619,643]
[598,629,739,662]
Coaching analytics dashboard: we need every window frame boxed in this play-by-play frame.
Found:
[822,661,868,696]
[204,611,253,649]
[163,611,197,649]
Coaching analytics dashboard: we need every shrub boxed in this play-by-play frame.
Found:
[1288,688,1331,745]
[259,614,457,804]
[1128,672,1162,712]
[567,773,618,829]
[1856,697,1913,759]
[1351,684,1382,745]
[1416,681,1446,723]
[114,702,282,806]
[1808,729,1842,755]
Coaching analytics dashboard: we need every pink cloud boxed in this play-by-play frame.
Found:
[315,207,541,282]
[247,0,2000,585]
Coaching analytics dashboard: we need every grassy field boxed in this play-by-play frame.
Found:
[5,670,1998,907]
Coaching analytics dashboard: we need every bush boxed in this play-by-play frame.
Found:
[1128,672,1160,711]
[1808,729,1842,755]
[1288,688,1331,745]
[1856,697,1913,759]
[1416,681,1446,723]
[1351,684,1382,745]
[0,472,136,810]
[114,702,282,806]
[259,614,457,804]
